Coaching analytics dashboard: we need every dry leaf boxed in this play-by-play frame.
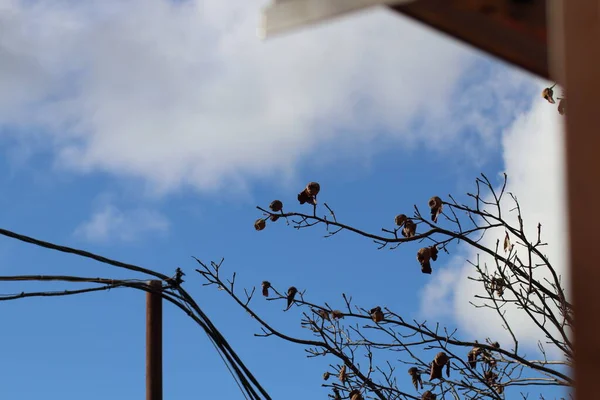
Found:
[261,281,271,297]
[428,196,443,223]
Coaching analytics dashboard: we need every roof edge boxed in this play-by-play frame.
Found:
[258,0,412,39]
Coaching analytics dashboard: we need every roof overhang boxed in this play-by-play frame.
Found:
[259,0,549,79]
[258,0,414,39]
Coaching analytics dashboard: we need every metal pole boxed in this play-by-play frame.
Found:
[146,280,163,400]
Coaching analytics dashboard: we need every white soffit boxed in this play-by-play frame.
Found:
[258,0,415,39]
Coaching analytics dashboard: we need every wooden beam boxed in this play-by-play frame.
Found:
[146,280,163,400]
[259,0,414,39]
[389,0,549,79]
[558,0,600,398]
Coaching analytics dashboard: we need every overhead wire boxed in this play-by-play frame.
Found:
[0,227,270,400]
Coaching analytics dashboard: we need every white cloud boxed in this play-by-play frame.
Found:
[419,81,569,357]
[0,0,528,196]
[74,205,170,243]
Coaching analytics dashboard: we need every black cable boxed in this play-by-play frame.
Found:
[0,228,271,399]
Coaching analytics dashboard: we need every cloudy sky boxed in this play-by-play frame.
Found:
[0,0,570,399]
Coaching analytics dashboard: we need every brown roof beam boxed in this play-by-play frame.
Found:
[388,0,549,79]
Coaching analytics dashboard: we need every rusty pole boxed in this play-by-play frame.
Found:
[146,280,163,400]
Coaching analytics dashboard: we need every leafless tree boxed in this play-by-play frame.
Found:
[197,173,573,400]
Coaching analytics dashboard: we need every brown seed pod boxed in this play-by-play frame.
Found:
[491,341,500,349]
[269,200,283,212]
[297,183,319,206]
[484,370,499,385]
[338,365,347,382]
[421,390,437,400]
[430,245,439,262]
[285,286,297,310]
[261,281,271,297]
[417,247,432,274]
[558,98,567,115]
[306,182,320,196]
[370,306,384,323]
[430,351,450,380]
[434,352,449,366]
[254,218,266,231]
[316,309,331,321]
[408,367,423,390]
[269,215,279,222]
[490,277,505,297]
[429,361,443,380]
[349,389,363,400]
[542,86,556,104]
[402,219,417,238]
[394,214,407,227]
[322,371,330,381]
[467,346,481,368]
[331,310,344,320]
[429,196,443,223]
[503,231,511,253]
[333,388,342,400]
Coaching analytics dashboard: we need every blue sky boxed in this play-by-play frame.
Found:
[0,0,571,399]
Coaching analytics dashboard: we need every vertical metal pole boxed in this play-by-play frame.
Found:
[146,280,163,400]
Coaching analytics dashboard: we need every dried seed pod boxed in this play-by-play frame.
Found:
[491,341,500,349]
[430,245,439,262]
[306,182,320,196]
[261,281,271,297]
[558,98,567,115]
[484,370,499,384]
[417,247,432,274]
[285,286,297,310]
[429,196,443,223]
[269,200,283,212]
[402,219,417,238]
[490,277,505,297]
[338,365,347,382]
[494,383,504,394]
[395,214,407,227]
[429,361,443,380]
[349,389,363,400]
[370,306,384,323]
[434,352,450,366]
[430,352,450,379]
[254,218,266,231]
[542,86,556,104]
[297,189,312,205]
[322,371,330,381]
[408,367,423,390]
[331,310,344,320]
[297,182,320,206]
[421,390,437,400]
[333,388,342,400]
[316,309,331,321]
[503,231,511,253]
[467,346,481,368]
[269,215,279,222]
